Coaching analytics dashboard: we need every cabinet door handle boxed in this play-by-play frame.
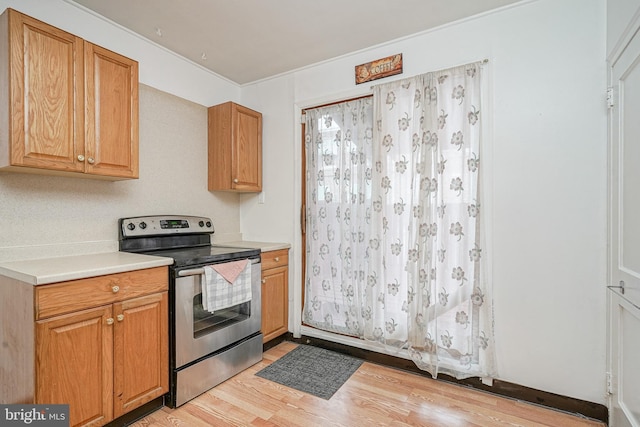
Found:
[106,318,114,325]
[87,157,95,164]
[233,178,239,183]
[274,257,280,262]
[262,279,266,284]
[112,285,120,293]
[77,154,85,162]
[117,314,124,322]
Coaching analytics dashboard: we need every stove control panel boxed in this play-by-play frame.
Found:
[119,215,214,237]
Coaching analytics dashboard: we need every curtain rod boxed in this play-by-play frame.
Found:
[370,58,489,90]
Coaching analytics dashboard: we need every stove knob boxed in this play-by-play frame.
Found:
[127,223,135,231]
[139,221,147,229]
[206,221,212,228]
[198,221,204,227]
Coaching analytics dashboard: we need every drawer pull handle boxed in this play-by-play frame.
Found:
[274,257,280,262]
[117,314,124,322]
[106,318,114,325]
[112,285,120,293]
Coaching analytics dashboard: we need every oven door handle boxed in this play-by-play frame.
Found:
[178,268,205,277]
[177,258,261,277]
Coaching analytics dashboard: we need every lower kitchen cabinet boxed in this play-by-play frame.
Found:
[261,249,289,343]
[2,266,168,427]
[36,305,113,426]
[113,292,168,418]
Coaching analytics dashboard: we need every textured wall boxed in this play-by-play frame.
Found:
[0,85,241,262]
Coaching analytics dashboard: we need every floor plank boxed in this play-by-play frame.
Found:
[131,342,606,427]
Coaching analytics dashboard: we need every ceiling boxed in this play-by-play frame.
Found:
[69,0,521,85]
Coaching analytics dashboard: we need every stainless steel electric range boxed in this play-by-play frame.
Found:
[118,215,263,407]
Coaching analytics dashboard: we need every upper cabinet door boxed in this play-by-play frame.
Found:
[232,104,262,191]
[208,101,262,192]
[7,9,84,172]
[84,42,139,179]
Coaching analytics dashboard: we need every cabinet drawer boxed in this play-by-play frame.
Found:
[261,249,289,271]
[35,267,168,319]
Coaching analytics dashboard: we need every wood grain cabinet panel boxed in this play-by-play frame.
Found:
[208,102,262,192]
[35,266,167,319]
[84,42,138,179]
[0,8,139,180]
[0,266,169,427]
[1,8,84,172]
[36,305,113,427]
[261,249,289,342]
[261,249,288,271]
[113,292,168,418]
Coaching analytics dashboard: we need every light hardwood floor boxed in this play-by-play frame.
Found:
[131,342,606,427]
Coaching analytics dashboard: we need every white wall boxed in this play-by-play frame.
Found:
[0,0,245,261]
[607,0,640,59]
[239,77,297,242]
[240,0,609,405]
[1,0,241,106]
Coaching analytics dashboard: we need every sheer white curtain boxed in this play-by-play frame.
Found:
[304,61,495,380]
[367,62,495,379]
[303,98,373,336]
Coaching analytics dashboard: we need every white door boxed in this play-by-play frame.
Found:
[609,21,640,427]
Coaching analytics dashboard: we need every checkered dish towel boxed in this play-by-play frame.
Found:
[202,259,251,313]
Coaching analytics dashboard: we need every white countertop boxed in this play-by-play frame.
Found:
[0,242,290,286]
[0,252,174,285]
[218,241,291,253]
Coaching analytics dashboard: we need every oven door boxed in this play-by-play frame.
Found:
[174,258,261,368]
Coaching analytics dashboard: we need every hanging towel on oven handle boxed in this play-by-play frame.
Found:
[202,259,251,313]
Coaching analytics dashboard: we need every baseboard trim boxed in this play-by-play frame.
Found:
[281,333,608,425]
[263,333,288,352]
[104,396,164,427]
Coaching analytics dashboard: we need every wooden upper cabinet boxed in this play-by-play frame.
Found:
[0,8,139,180]
[84,43,139,179]
[3,8,84,173]
[208,102,262,192]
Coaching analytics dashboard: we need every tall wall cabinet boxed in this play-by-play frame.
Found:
[208,102,262,192]
[0,8,139,180]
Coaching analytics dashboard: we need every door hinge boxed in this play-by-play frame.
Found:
[300,113,306,124]
[606,372,613,395]
[607,87,614,108]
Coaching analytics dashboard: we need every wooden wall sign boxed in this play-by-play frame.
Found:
[355,54,403,84]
